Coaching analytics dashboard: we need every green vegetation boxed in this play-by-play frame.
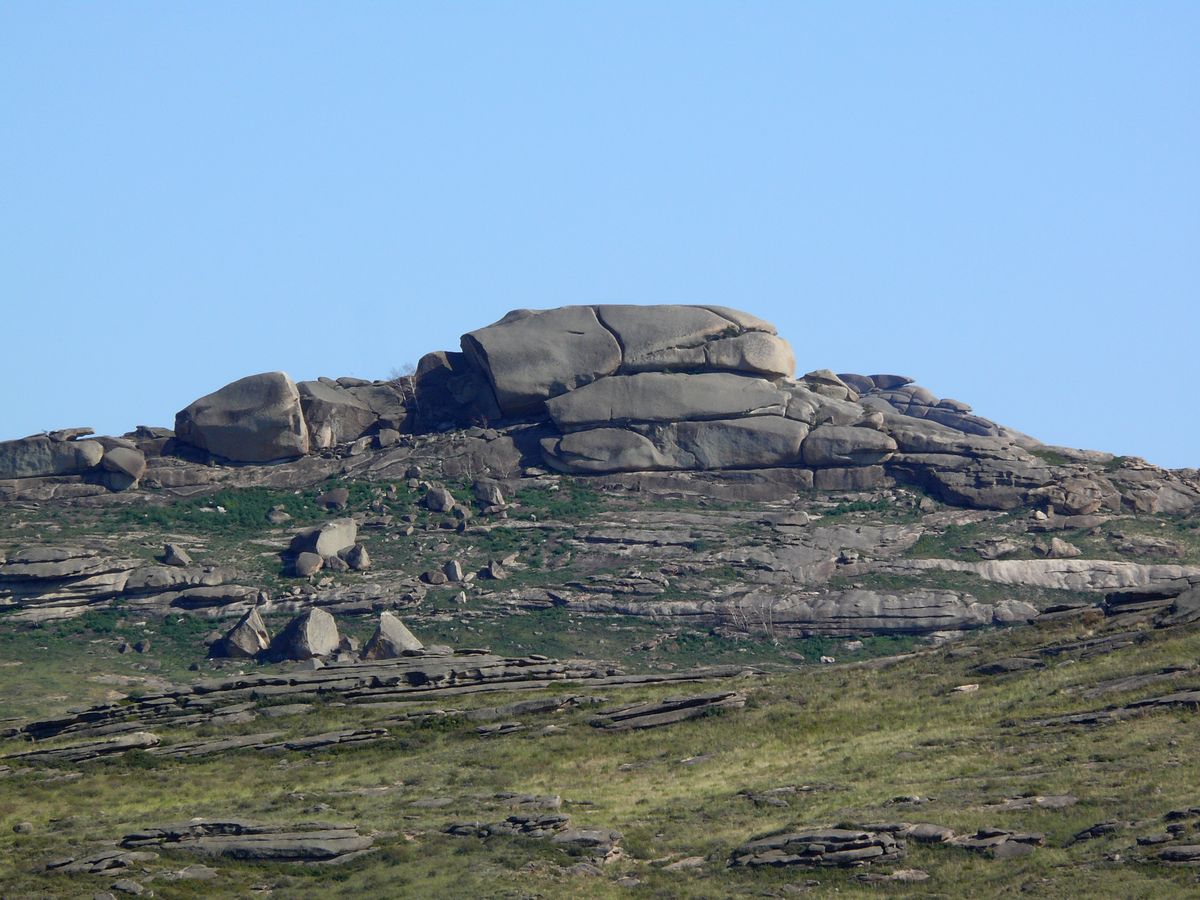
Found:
[1029,447,1072,467]
[513,480,604,520]
[102,481,393,535]
[4,615,1200,896]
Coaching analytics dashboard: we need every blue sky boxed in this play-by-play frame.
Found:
[1,3,1196,466]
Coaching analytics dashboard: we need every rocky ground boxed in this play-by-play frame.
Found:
[2,441,1200,896]
[3,305,1200,896]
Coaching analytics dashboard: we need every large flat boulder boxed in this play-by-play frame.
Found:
[175,372,310,463]
[0,435,103,479]
[461,304,795,418]
[671,416,808,469]
[802,425,897,467]
[543,415,808,473]
[462,307,622,416]
[546,372,788,431]
[596,304,737,370]
[596,304,793,377]
[542,428,671,474]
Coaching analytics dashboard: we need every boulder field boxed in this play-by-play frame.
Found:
[1,305,1197,517]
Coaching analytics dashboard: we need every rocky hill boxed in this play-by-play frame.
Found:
[2,306,1200,897]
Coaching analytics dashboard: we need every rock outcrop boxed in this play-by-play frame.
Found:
[297,380,379,450]
[0,546,255,622]
[5,305,1199,519]
[730,828,905,868]
[0,433,104,479]
[119,819,374,864]
[175,372,310,463]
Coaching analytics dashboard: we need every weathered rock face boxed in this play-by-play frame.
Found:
[0,434,104,479]
[290,520,358,559]
[459,304,794,419]
[7,305,1197,519]
[119,819,374,863]
[361,611,424,659]
[213,608,272,659]
[297,381,378,450]
[546,372,789,430]
[272,608,340,660]
[461,306,622,417]
[175,372,310,463]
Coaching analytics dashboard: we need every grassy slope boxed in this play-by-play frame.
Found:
[3,480,1200,896]
[3,613,1200,897]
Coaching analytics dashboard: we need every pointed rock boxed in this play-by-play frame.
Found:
[162,543,192,567]
[212,608,271,659]
[272,608,340,660]
[362,611,424,659]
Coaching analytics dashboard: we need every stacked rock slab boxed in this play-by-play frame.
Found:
[16,304,1195,516]
[0,433,104,479]
[445,306,907,477]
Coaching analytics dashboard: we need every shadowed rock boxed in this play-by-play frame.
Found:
[213,608,271,659]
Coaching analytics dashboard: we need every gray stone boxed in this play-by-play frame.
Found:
[472,479,505,507]
[545,372,788,430]
[836,373,877,393]
[362,611,424,658]
[870,374,915,390]
[297,380,378,450]
[119,819,373,863]
[462,306,622,415]
[294,552,324,577]
[597,303,739,371]
[544,416,808,473]
[801,369,857,400]
[595,304,792,377]
[162,543,192,567]
[802,425,897,467]
[213,608,271,658]
[703,331,795,378]
[670,416,808,470]
[424,486,457,513]
[0,435,104,479]
[100,447,147,488]
[412,350,500,430]
[175,372,310,462]
[1032,537,1083,559]
[317,487,350,510]
[543,429,670,474]
[345,544,370,571]
[48,426,95,442]
[273,608,340,660]
[291,519,358,557]
[731,827,904,868]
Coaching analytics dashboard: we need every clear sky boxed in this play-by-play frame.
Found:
[2,3,1196,467]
